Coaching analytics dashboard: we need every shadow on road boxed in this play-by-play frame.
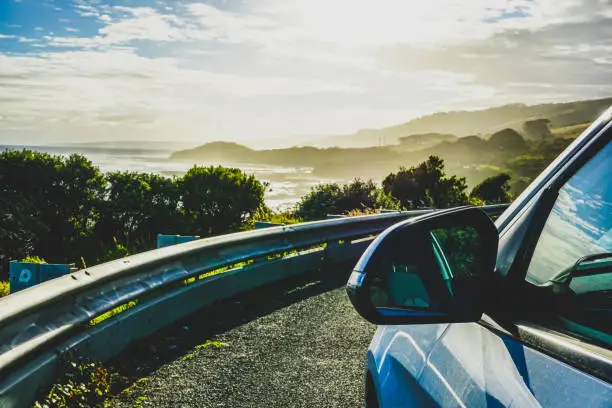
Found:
[110,261,355,380]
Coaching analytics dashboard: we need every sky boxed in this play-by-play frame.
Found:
[1,0,612,145]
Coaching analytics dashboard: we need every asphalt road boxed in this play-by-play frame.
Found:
[109,264,375,408]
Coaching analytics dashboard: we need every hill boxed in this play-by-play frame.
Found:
[313,97,612,147]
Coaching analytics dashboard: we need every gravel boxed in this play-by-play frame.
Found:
[108,265,375,408]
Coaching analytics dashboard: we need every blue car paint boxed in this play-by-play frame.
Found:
[368,322,612,408]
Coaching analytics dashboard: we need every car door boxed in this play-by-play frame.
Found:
[417,134,612,407]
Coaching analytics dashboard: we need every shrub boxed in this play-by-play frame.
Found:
[180,166,267,235]
[383,156,469,209]
[96,238,129,264]
[34,360,128,408]
[297,179,400,220]
[470,173,512,204]
[0,281,9,298]
[20,255,47,264]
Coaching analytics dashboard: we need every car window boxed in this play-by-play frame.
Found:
[527,141,612,285]
[526,140,612,346]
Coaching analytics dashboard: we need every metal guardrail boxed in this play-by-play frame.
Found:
[0,205,508,407]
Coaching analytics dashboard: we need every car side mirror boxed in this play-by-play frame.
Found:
[346,207,499,325]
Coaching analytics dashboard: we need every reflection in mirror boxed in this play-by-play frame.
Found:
[367,224,488,317]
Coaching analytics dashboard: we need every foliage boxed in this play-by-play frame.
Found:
[196,340,231,349]
[266,211,303,225]
[21,255,47,264]
[488,129,526,152]
[551,123,590,139]
[523,119,551,140]
[0,281,9,298]
[133,395,147,408]
[506,154,550,179]
[0,190,47,277]
[467,196,486,206]
[297,179,401,220]
[0,150,105,277]
[95,238,130,264]
[347,208,381,216]
[97,171,182,252]
[180,166,267,235]
[470,173,512,204]
[0,152,269,278]
[251,206,302,226]
[34,360,127,408]
[382,156,469,209]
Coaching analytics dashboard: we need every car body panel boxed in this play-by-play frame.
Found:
[368,322,612,408]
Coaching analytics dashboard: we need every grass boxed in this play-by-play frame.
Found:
[195,340,231,350]
[0,281,9,298]
[551,123,590,139]
[34,360,128,408]
[133,395,147,408]
[181,353,195,361]
[89,301,138,326]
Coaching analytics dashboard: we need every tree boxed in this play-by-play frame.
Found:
[382,156,469,209]
[297,183,342,220]
[470,173,512,204]
[53,154,106,262]
[523,119,551,141]
[488,129,526,152]
[180,166,267,235]
[0,150,105,267]
[98,172,182,251]
[0,190,48,279]
[507,154,550,179]
[297,179,401,220]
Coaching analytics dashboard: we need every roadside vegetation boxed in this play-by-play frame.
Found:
[0,150,267,282]
[0,117,583,286]
[33,359,129,408]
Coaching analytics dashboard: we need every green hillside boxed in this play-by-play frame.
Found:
[314,97,611,147]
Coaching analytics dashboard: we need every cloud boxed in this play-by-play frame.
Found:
[1,0,612,143]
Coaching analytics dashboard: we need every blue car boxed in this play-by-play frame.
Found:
[347,108,612,407]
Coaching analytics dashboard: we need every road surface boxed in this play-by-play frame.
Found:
[109,264,375,408]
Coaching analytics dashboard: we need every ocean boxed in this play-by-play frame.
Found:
[1,144,334,210]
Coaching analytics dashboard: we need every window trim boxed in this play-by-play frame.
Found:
[496,108,612,232]
[506,120,612,283]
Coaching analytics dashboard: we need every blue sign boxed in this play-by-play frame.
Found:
[9,262,70,293]
[157,234,200,248]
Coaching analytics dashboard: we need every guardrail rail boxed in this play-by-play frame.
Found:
[0,205,508,407]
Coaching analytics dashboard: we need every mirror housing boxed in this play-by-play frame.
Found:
[346,206,499,325]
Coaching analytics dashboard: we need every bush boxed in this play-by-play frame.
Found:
[297,179,401,220]
[0,281,9,298]
[488,128,526,152]
[383,156,469,209]
[96,238,130,264]
[0,150,105,273]
[347,208,381,216]
[34,360,128,408]
[97,171,182,252]
[0,151,270,272]
[470,173,512,204]
[180,166,267,235]
[254,208,303,225]
[21,255,47,264]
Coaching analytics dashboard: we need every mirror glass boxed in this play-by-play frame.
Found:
[366,224,489,317]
